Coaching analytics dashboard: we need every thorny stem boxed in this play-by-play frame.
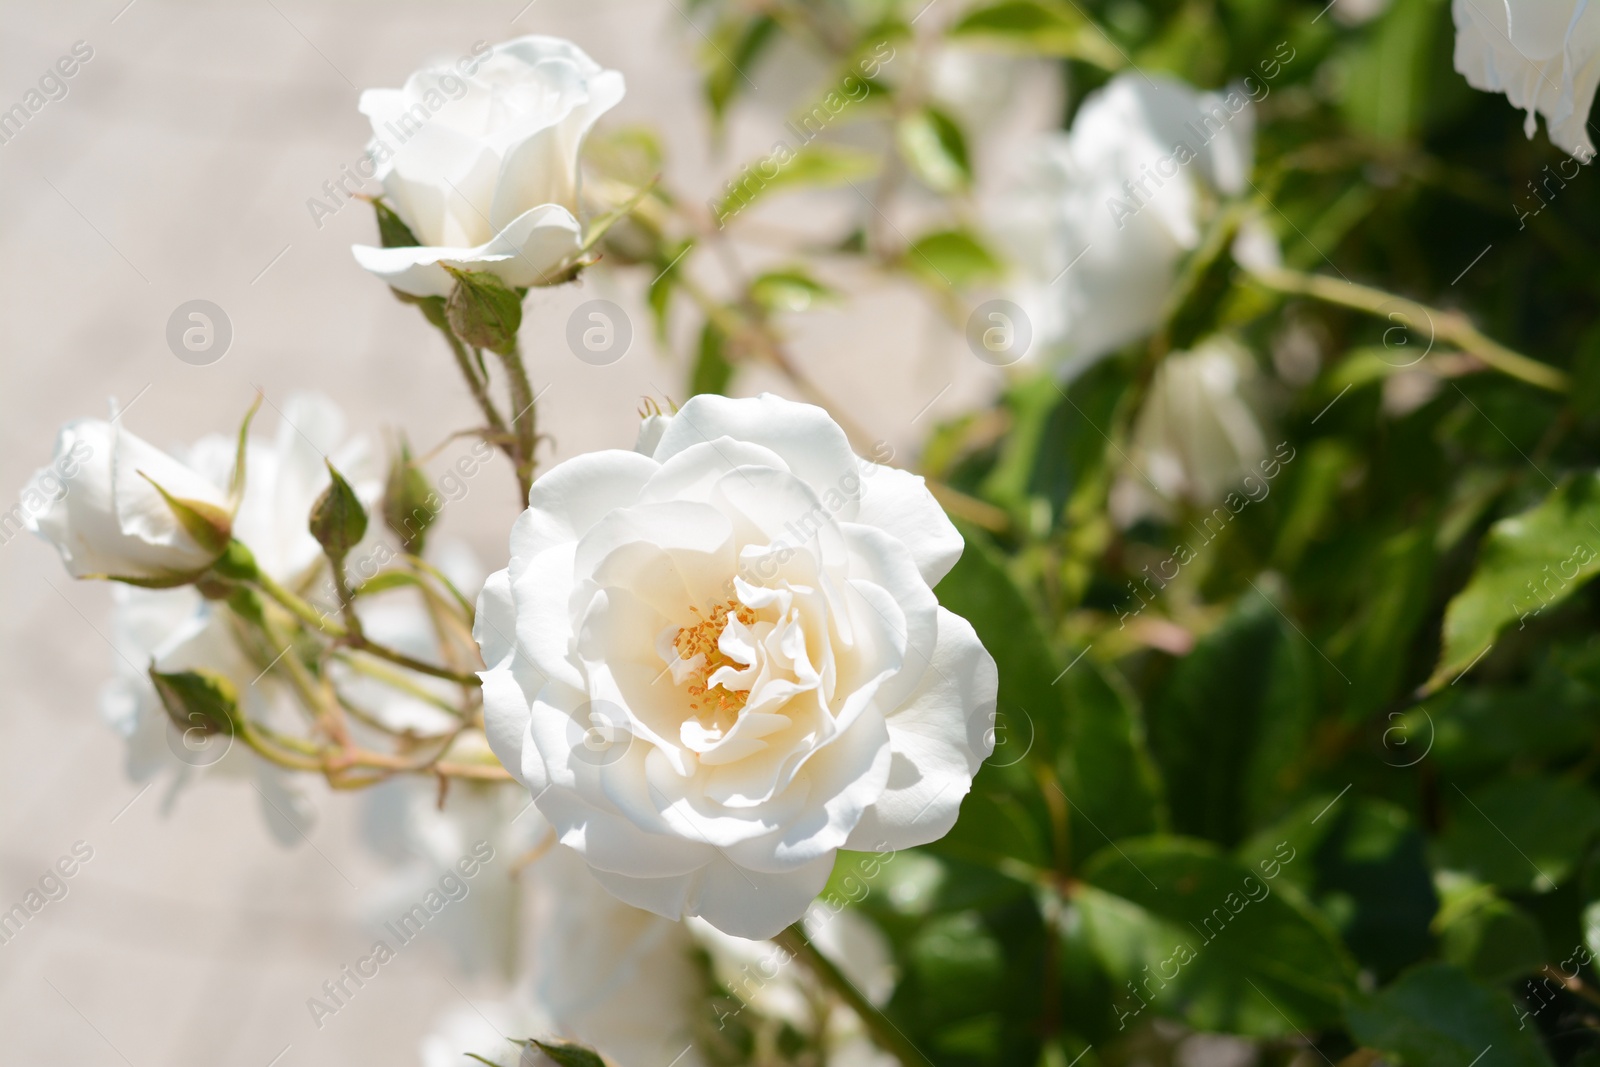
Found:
[773,924,933,1067]
[496,340,539,503]
[438,323,515,461]
[1251,266,1570,394]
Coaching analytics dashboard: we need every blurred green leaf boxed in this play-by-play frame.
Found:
[902,229,1003,289]
[948,0,1123,66]
[1346,963,1554,1067]
[749,268,836,314]
[896,107,971,193]
[1434,875,1547,984]
[1436,776,1600,894]
[1147,591,1316,845]
[1078,837,1355,1037]
[1428,473,1600,689]
[1058,656,1166,851]
[690,319,734,397]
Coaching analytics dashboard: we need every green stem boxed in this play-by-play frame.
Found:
[250,570,482,688]
[496,340,538,501]
[438,323,513,452]
[1251,266,1570,394]
[773,924,932,1067]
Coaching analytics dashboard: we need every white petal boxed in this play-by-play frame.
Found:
[647,394,862,521]
[854,462,963,587]
[352,203,583,298]
[845,608,997,852]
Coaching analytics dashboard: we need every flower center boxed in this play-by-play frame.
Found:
[674,599,757,724]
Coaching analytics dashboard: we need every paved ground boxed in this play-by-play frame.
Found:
[0,3,1049,1063]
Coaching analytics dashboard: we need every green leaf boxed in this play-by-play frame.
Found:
[1058,656,1166,850]
[1077,837,1355,1037]
[1435,775,1600,894]
[1427,473,1600,690]
[749,268,836,314]
[1147,591,1316,845]
[902,229,1002,290]
[948,0,1123,66]
[1311,799,1439,979]
[690,319,734,397]
[896,107,971,193]
[149,667,239,738]
[712,144,879,222]
[309,462,368,562]
[704,14,777,129]
[647,240,693,343]
[444,267,524,355]
[1434,875,1547,984]
[1346,963,1554,1067]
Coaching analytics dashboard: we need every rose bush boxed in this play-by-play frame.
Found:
[352,35,625,298]
[475,393,997,938]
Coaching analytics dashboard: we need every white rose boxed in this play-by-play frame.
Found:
[994,72,1260,377]
[1452,0,1600,158]
[1109,337,1270,527]
[352,35,625,298]
[23,417,231,583]
[476,393,997,938]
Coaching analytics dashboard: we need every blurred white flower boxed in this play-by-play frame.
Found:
[1110,338,1270,526]
[690,906,897,1067]
[477,393,996,938]
[352,35,625,298]
[93,394,379,842]
[1331,0,1393,26]
[994,72,1261,377]
[361,762,540,978]
[1453,0,1600,158]
[417,837,707,1067]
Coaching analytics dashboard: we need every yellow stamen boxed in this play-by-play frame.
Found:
[674,599,756,723]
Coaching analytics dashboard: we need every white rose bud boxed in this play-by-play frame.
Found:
[352,35,626,298]
[24,419,232,584]
[1452,0,1600,159]
[475,394,998,938]
[1110,337,1271,527]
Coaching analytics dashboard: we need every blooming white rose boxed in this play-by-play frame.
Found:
[1109,337,1270,527]
[994,72,1260,377]
[476,393,997,938]
[1453,0,1600,158]
[23,416,232,583]
[352,35,625,298]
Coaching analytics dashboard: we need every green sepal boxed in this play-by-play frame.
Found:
[137,471,232,557]
[149,666,239,738]
[444,267,524,355]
